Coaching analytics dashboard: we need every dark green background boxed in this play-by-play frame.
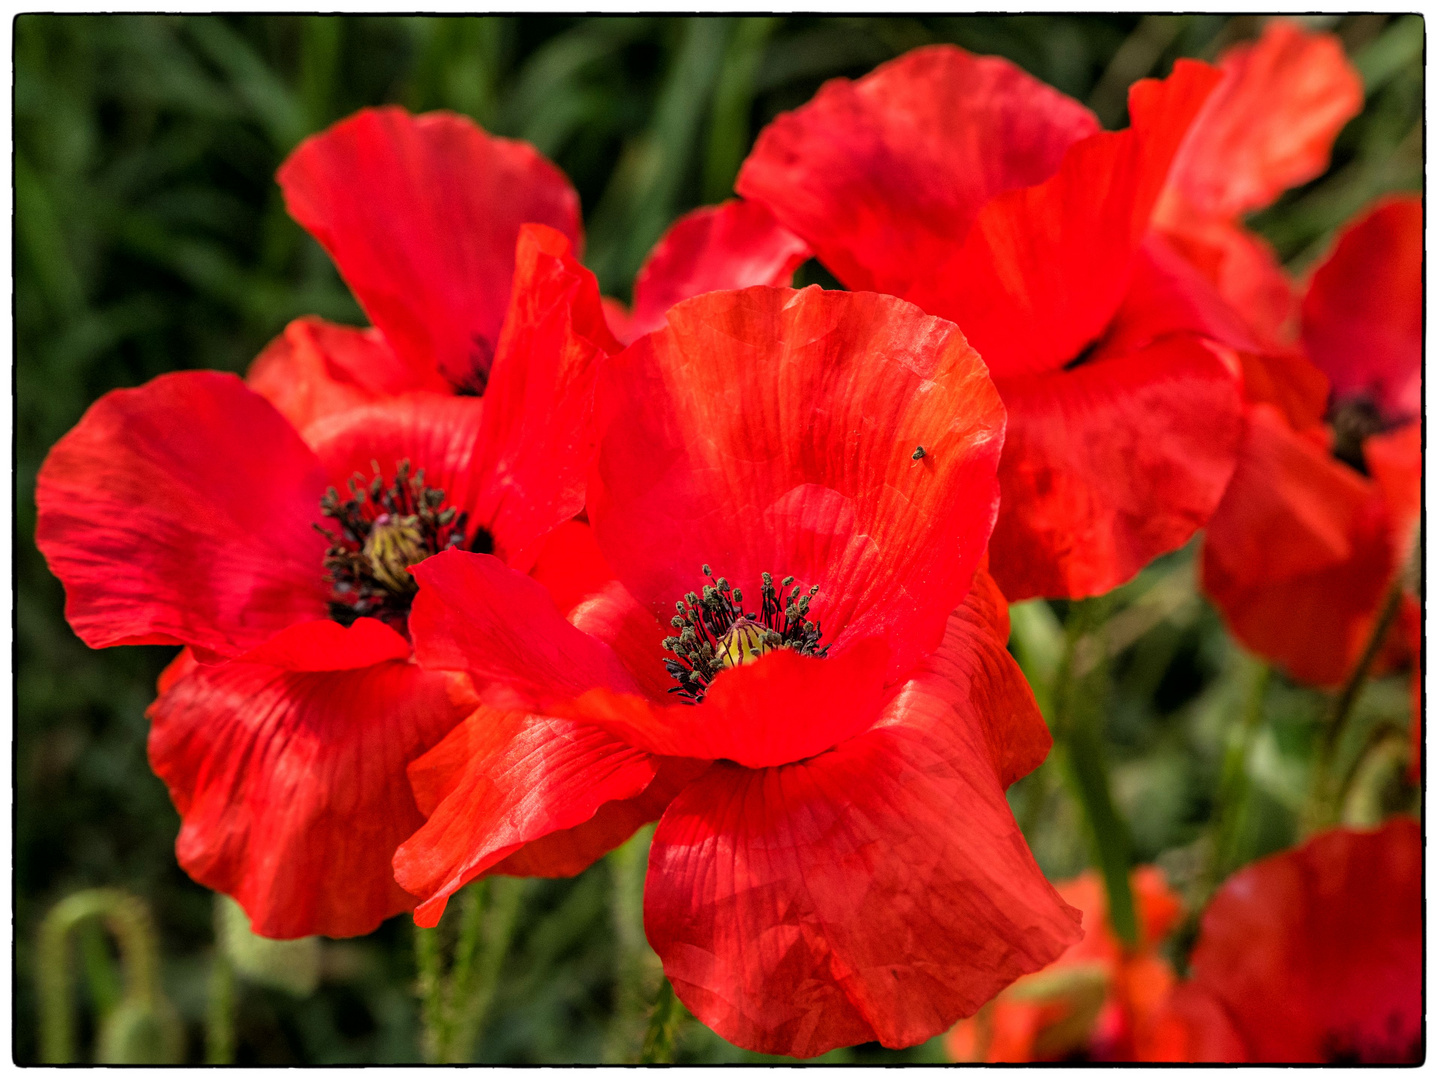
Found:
[15,14,1422,1063]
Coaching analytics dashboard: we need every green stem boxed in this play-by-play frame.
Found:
[37,888,169,1064]
[1203,659,1270,892]
[1306,569,1407,832]
[205,895,236,1064]
[414,921,444,1063]
[448,877,527,1063]
[1052,598,1138,947]
[639,977,685,1064]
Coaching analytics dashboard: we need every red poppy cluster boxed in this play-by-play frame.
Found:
[34,17,1421,1062]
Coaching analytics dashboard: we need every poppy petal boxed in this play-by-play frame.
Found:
[35,371,330,656]
[1186,819,1421,1062]
[564,635,892,768]
[246,315,449,433]
[303,392,487,522]
[1302,196,1422,424]
[148,648,473,939]
[644,606,1079,1056]
[624,200,812,342]
[393,707,659,927]
[909,60,1222,378]
[529,519,615,617]
[278,108,582,392]
[1201,404,1393,686]
[736,44,1097,298]
[1169,20,1362,219]
[469,225,621,571]
[1156,209,1303,352]
[590,286,1005,680]
[409,550,642,700]
[988,334,1243,600]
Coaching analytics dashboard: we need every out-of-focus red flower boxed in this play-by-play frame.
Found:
[396,285,1082,1057]
[1150,818,1421,1063]
[35,224,620,939]
[1201,197,1422,686]
[1157,18,1363,353]
[734,45,1245,601]
[947,867,1183,1062]
[254,109,809,427]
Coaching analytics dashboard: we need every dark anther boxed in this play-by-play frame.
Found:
[661,565,829,704]
[912,446,926,460]
[317,458,479,633]
[454,333,495,396]
[1330,395,1387,475]
[1062,337,1103,372]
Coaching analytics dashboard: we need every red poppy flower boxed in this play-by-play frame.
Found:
[1155,818,1421,1063]
[35,224,619,939]
[252,108,810,432]
[947,867,1182,1063]
[603,198,811,345]
[734,45,1245,600]
[395,285,1082,1056]
[1200,197,1421,686]
[1156,19,1362,352]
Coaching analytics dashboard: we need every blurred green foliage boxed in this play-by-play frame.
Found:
[15,14,1422,1063]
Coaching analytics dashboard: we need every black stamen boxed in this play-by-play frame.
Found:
[661,565,829,704]
[317,459,479,633]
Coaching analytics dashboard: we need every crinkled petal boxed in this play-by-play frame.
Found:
[1302,195,1422,425]
[278,108,582,392]
[644,596,1078,1057]
[393,706,659,927]
[1186,819,1421,1063]
[989,334,1243,601]
[148,648,473,939]
[624,200,812,342]
[737,44,1097,297]
[469,225,621,570]
[1201,404,1393,686]
[246,315,448,433]
[908,61,1222,378]
[35,371,330,656]
[590,285,1005,680]
[1169,20,1362,218]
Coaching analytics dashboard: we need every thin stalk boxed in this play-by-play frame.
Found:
[448,877,527,1062]
[205,895,236,1064]
[413,922,444,1063]
[1203,659,1271,892]
[1306,569,1408,832]
[639,977,685,1064]
[1052,597,1138,947]
[605,826,660,1063]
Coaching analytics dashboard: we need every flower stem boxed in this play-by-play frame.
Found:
[205,895,236,1064]
[1202,657,1270,893]
[639,977,686,1064]
[415,878,528,1063]
[605,825,662,1063]
[1052,596,1138,947]
[1305,566,1409,833]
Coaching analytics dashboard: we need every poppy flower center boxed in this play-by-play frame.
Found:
[317,459,491,631]
[1329,395,1386,474]
[662,566,828,703]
